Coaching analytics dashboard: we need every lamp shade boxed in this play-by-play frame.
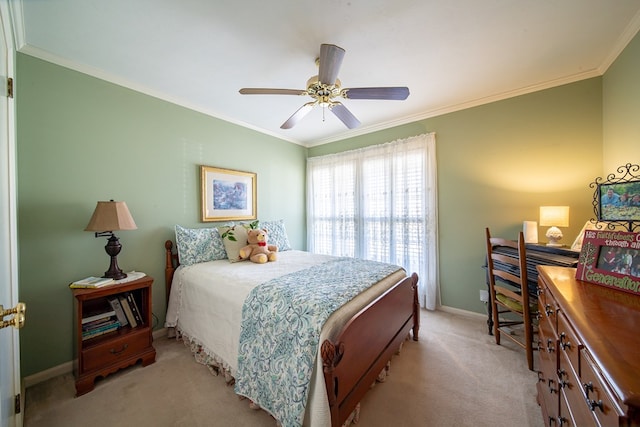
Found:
[539,206,570,227]
[85,201,137,232]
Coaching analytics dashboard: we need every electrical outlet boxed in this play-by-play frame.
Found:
[479,289,489,302]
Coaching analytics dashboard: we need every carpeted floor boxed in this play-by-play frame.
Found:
[24,309,543,427]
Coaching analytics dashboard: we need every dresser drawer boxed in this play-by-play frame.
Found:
[580,350,623,427]
[560,388,598,427]
[538,286,558,330]
[537,314,557,371]
[559,352,595,427]
[557,312,581,375]
[82,330,151,372]
[537,315,559,418]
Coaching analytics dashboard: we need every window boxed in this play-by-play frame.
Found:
[307,133,439,309]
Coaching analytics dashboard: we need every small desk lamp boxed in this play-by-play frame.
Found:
[539,206,569,247]
[85,200,137,280]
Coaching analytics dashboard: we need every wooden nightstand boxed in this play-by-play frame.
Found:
[72,275,156,396]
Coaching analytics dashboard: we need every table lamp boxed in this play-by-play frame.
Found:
[85,200,137,280]
[539,206,569,247]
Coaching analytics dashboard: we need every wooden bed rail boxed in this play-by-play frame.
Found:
[321,272,419,427]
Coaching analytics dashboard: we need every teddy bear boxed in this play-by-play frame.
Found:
[239,228,278,263]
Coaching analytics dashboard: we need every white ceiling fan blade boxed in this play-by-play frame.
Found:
[318,44,345,85]
[239,88,306,95]
[343,87,410,100]
[280,102,316,129]
[329,103,361,129]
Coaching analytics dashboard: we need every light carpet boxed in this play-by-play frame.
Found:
[24,309,543,426]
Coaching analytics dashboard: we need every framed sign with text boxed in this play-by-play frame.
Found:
[575,230,640,296]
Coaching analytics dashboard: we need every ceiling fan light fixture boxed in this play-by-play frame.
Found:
[239,43,410,129]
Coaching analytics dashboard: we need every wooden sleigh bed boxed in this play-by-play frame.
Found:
[164,239,420,427]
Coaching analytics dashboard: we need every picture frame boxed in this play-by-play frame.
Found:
[570,220,626,252]
[598,180,640,221]
[575,229,640,296]
[200,165,257,222]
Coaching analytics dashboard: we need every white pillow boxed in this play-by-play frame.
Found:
[217,224,250,262]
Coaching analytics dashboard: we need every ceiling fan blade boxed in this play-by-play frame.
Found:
[329,103,361,129]
[239,88,306,95]
[318,44,345,85]
[280,102,316,129]
[343,87,410,100]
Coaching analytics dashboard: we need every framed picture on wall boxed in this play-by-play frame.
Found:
[200,165,257,222]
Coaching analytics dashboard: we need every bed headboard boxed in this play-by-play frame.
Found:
[164,240,180,303]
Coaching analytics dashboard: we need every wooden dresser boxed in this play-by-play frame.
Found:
[536,266,640,426]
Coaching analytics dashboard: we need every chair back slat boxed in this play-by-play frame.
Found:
[485,227,536,370]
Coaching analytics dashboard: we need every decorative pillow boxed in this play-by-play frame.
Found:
[175,225,227,266]
[260,219,292,251]
[217,223,250,262]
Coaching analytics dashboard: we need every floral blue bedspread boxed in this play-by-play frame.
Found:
[234,257,403,427]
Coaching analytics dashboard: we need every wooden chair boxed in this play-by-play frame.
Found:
[485,228,536,371]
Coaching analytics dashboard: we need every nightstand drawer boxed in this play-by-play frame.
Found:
[82,331,150,372]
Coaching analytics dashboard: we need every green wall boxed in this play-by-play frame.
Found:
[16,54,307,376]
[310,78,602,313]
[603,28,640,169]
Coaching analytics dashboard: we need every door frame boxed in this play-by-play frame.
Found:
[0,1,21,426]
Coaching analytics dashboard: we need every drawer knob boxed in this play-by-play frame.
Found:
[583,381,604,412]
[559,332,571,350]
[546,338,555,353]
[558,369,569,389]
[110,343,129,356]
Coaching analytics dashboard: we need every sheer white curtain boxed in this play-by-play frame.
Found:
[306,133,439,309]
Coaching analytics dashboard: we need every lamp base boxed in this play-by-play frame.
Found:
[545,226,564,247]
[103,266,127,280]
[102,234,128,280]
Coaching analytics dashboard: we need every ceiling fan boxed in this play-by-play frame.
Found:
[239,44,410,130]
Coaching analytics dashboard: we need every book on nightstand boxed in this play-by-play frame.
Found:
[125,292,143,325]
[82,320,120,340]
[118,295,138,328]
[81,309,116,325]
[69,276,115,289]
[107,297,129,327]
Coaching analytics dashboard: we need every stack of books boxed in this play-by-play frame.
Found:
[69,272,147,289]
[112,292,143,328]
[81,309,120,340]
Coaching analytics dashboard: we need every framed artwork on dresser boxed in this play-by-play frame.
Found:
[575,229,640,296]
[598,180,640,221]
[200,165,257,222]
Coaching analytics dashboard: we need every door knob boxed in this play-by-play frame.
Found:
[0,302,26,329]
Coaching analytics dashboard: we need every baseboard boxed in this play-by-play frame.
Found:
[437,305,487,320]
[24,327,168,388]
[24,360,73,388]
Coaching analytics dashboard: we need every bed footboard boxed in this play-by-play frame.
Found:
[321,272,419,427]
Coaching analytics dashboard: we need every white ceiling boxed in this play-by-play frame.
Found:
[13,0,640,147]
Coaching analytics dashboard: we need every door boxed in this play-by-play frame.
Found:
[0,2,21,427]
